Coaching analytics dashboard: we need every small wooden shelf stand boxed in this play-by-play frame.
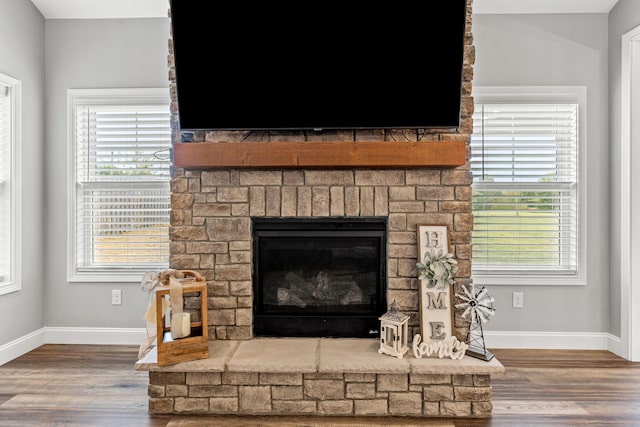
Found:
[155,274,208,366]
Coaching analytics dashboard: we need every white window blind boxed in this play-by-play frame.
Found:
[71,92,171,281]
[0,83,10,285]
[471,102,579,277]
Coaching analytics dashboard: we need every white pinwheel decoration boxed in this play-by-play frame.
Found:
[455,283,495,324]
[454,281,496,361]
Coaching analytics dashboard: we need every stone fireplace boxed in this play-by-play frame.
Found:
[137,0,506,419]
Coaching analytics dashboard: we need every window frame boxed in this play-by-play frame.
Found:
[67,88,171,283]
[471,86,587,287]
[0,72,21,296]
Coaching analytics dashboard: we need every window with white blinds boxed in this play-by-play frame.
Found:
[68,89,171,282]
[0,72,21,295]
[470,87,585,286]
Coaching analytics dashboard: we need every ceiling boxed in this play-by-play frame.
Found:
[29,0,169,19]
[475,0,619,14]
[29,0,621,19]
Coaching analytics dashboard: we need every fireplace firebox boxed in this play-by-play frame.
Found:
[252,217,387,338]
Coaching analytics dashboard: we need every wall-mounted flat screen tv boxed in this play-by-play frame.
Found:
[169,1,467,131]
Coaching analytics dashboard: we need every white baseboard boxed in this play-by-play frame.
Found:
[607,334,623,357]
[0,328,627,366]
[0,327,147,366]
[44,327,148,345]
[0,328,45,366]
[485,330,622,353]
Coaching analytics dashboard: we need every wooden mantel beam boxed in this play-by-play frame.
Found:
[172,140,466,169]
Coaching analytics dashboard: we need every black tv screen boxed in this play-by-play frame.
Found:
[169,1,467,131]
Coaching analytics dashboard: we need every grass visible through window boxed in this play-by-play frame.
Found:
[472,211,563,267]
[93,224,169,264]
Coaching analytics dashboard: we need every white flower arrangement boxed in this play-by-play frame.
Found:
[416,248,458,290]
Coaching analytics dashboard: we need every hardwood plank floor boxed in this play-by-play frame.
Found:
[0,345,639,426]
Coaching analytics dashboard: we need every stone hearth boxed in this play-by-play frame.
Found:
[136,338,504,417]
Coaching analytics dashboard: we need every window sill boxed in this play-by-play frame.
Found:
[68,269,166,283]
[472,273,586,287]
[0,282,20,296]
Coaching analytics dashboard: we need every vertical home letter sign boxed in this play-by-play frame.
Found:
[417,225,455,348]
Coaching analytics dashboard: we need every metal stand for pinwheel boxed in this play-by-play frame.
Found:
[455,281,496,362]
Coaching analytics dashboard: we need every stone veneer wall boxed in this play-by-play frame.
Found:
[167,0,475,342]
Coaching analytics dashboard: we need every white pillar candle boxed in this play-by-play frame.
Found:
[180,312,191,338]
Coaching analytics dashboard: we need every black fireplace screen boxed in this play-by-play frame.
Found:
[252,217,387,338]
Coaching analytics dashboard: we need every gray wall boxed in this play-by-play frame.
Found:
[0,0,45,345]
[607,0,640,339]
[44,18,170,329]
[472,14,611,333]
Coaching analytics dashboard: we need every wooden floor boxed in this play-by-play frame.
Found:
[0,345,639,426]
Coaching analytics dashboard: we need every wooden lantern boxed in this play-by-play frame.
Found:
[155,270,208,366]
[378,300,410,359]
